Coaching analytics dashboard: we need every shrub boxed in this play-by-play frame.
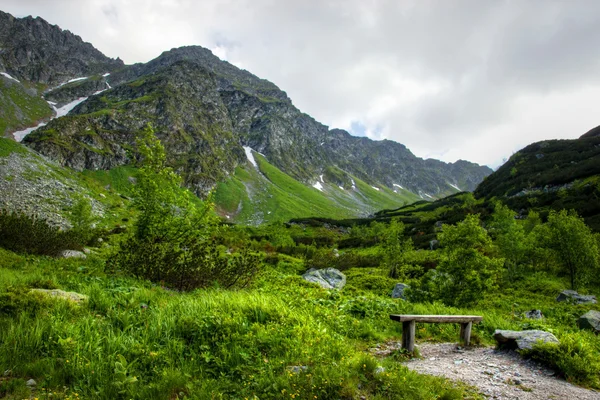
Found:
[523,332,600,388]
[0,210,82,256]
[106,125,260,291]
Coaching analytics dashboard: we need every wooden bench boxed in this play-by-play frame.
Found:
[390,314,483,352]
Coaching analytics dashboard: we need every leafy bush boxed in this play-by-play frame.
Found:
[107,126,260,291]
[0,209,82,256]
[523,332,600,388]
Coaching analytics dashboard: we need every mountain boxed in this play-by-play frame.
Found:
[474,132,600,229]
[0,10,123,84]
[0,11,492,222]
[0,10,123,136]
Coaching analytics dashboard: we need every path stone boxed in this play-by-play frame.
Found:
[403,343,599,400]
[494,330,559,350]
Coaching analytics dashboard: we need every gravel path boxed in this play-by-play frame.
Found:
[402,343,599,399]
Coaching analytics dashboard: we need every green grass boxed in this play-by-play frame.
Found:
[81,166,138,196]
[0,138,27,157]
[214,153,420,224]
[0,248,481,400]
[0,79,53,135]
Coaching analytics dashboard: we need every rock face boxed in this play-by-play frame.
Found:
[30,289,88,303]
[20,41,492,197]
[556,290,597,304]
[0,10,123,85]
[302,268,346,290]
[391,283,410,299]
[493,330,559,350]
[577,310,600,332]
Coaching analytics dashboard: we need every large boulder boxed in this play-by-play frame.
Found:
[302,268,346,290]
[493,330,559,350]
[30,289,88,303]
[556,290,597,304]
[391,283,410,299]
[578,310,600,333]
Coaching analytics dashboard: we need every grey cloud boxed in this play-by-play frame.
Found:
[2,0,600,166]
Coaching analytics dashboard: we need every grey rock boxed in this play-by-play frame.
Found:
[556,290,597,304]
[374,366,385,375]
[493,329,559,350]
[391,283,410,299]
[60,250,87,259]
[524,309,543,320]
[302,268,346,290]
[429,239,439,250]
[578,310,600,332]
[26,379,36,386]
[30,289,88,303]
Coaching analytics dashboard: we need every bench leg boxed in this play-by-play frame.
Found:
[459,322,473,346]
[402,321,416,352]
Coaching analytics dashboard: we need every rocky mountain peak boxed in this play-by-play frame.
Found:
[0,10,123,84]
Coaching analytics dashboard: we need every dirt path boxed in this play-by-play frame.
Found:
[373,342,599,399]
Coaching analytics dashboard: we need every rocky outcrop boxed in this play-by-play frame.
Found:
[493,330,559,350]
[577,310,600,333]
[18,41,490,198]
[0,11,123,85]
[556,290,597,304]
[302,268,346,290]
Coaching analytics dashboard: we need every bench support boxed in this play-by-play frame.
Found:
[391,315,482,352]
[401,320,416,352]
[459,322,473,346]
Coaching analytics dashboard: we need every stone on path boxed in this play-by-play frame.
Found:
[493,330,559,350]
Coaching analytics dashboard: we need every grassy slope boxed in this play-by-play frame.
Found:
[0,248,481,400]
[0,79,52,136]
[214,152,420,224]
[0,138,134,228]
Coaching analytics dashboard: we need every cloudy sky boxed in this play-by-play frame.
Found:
[4,0,600,167]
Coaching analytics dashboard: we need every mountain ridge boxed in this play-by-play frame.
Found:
[0,10,493,221]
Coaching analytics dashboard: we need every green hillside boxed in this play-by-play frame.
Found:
[214,150,420,224]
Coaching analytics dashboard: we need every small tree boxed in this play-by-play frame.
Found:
[69,195,98,245]
[541,210,599,290]
[381,218,415,279]
[431,214,503,306]
[107,125,259,290]
[488,202,528,279]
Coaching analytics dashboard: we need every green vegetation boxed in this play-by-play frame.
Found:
[0,210,82,256]
[2,133,600,399]
[0,79,53,135]
[214,152,418,224]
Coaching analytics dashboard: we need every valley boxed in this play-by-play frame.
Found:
[1,8,600,400]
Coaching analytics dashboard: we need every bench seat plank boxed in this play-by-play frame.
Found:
[390,315,483,323]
